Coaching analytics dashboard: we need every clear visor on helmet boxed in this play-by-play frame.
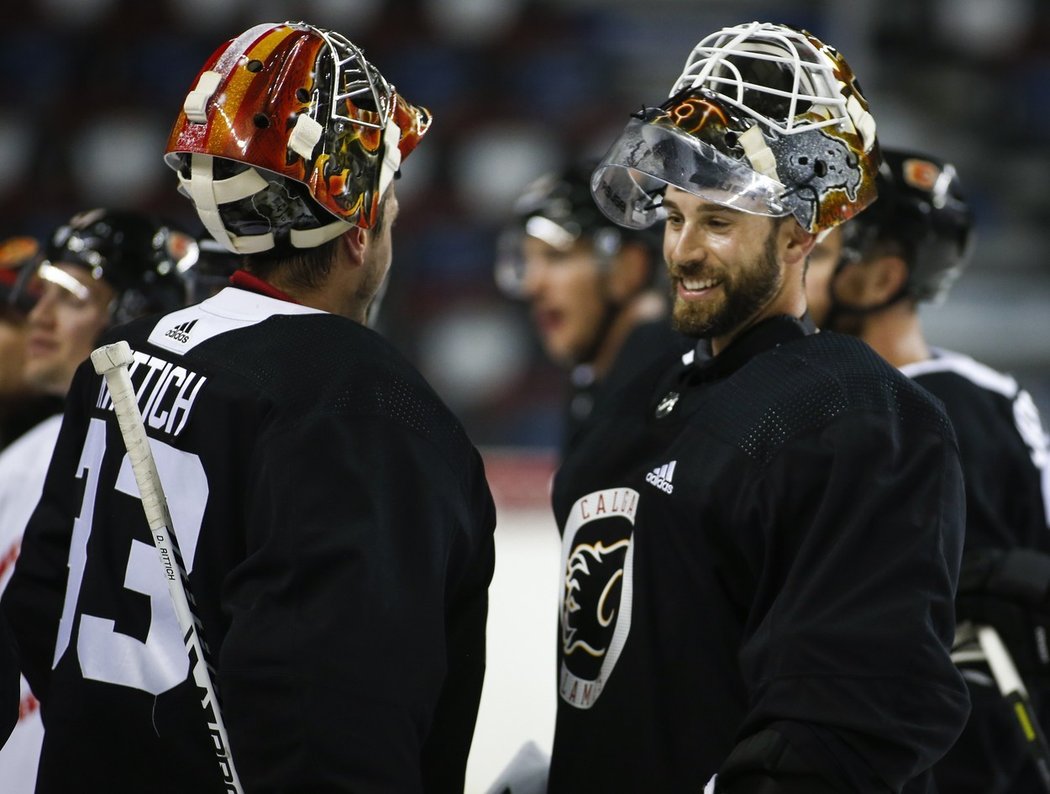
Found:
[493,217,623,300]
[590,116,795,229]
[494,217,580,300]
[36,262,92,301]
[5,260,102,319]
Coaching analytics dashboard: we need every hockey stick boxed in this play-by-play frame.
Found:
[90,341,243,794]
[975,624,1050,791]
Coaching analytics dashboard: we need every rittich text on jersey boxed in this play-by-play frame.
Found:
[95,349,206,438]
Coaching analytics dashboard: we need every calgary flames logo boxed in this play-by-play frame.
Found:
[558,488,639,709]
[562,539,631,661]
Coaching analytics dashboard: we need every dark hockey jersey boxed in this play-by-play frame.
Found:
[562,319,692,457]
[903,349,1050,554]
[1,286,496,793]
[548,316,969,793]
[904,349,1050,793]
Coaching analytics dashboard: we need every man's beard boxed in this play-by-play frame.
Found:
[671,228,782,339]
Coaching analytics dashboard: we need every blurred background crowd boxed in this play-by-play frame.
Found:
[2,0,1048,450]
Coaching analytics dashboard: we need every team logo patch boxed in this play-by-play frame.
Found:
[901,158,941,192]
[655,391,679,418]
[558,487,639,709]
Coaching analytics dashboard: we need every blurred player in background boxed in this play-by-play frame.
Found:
[496,163,688,456]
[547,22,969,792]
[806,147,1050,793]
[0,238,62,451]
[0,236,53,763]
[2,21,495,792]
[0,208,193,790]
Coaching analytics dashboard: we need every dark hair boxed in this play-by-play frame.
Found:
[245,237,340,291]
[243,190,391,291]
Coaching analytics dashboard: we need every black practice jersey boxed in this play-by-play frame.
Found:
[2,285,496,793]
[548,317,969,793]
[903,348,1050,554]
[563,320,692,457]
[905,349,1050,793]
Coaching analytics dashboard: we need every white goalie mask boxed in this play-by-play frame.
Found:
[592,21,881,236]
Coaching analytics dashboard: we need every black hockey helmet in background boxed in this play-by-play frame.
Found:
[841,148,974,304]
[185,235,241,304]
[29,208,196,325]
[495,162,663,299]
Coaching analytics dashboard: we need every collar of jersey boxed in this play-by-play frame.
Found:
[686,313,815,383]
[229,269,299,303]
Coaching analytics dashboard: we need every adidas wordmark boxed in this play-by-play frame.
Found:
[646,460,676,493]
[165,318,198,344]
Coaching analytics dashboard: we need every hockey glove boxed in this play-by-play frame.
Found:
[712,728,850,794]
[956,548,1050,680]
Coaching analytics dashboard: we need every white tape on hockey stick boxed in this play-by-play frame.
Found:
[976,624,1050,792]
[91,341,244,793]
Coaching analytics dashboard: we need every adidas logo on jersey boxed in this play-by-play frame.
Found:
[164,318,198,344]
[645,460,676,494]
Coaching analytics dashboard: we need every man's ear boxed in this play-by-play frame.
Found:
[782,221,816,269]
[607,243,650,302]
[834,254,909,308]
[339,227,367,268]
[861,254,909,304]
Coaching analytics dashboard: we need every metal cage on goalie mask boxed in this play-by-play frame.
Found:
[164,21,432,255]
[841,149,974,304]
[495,164,661,299]
[26,209,195,326]
[591,21,879,236]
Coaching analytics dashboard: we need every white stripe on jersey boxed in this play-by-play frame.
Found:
[148,286,325,354]
[903,348,1050,528]
[900,348,1018,399]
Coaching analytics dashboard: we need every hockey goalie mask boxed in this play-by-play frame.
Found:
[591,21,879,236]
[164,21,432,254]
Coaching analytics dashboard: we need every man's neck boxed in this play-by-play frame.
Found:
[858,304,930,368]
[711,288,806,357]
[253,270,367,324]
[589,292,666,380]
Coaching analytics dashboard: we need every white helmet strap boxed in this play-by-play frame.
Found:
[183,156,354,254]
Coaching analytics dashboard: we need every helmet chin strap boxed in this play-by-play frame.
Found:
[575,296,622,370]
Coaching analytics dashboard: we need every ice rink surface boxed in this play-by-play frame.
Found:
[465,453,562,794]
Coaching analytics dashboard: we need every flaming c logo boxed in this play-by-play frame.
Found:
[558,488,639,710]
[562,539,631,658]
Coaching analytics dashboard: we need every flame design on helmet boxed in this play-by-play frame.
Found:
[591,22,879,236]
[667,22,879,234]
[164,22,431,253]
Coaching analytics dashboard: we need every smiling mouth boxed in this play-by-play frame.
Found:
[680,277,720,291]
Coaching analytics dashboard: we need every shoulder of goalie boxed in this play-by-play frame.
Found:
[957,547,1050,676]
